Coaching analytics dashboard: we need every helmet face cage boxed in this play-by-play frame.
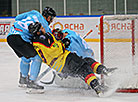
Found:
[52,29,63,40]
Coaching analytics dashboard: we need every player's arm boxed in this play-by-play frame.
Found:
[28,22,52,47]
[28,22,70,48]
[28,22,52,40]
[28,22,45,36]
[62,38,70,48]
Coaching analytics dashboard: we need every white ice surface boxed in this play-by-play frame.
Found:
[0,42,138,102]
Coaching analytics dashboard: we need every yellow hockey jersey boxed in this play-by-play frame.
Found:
[33,33,70,72]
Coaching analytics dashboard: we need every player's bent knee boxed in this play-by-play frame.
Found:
[84,57,96,65]
[31,55,42,62]
[21,57,31,64]
[78,63,94,78]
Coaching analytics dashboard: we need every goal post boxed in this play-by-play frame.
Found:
[100,15,138,93]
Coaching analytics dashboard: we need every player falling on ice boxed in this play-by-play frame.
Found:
[28,22,117,97]
[52,28,117,76]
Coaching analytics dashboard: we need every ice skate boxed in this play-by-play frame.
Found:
[26,80,45,94]
[102,67,118,76]
[90,79,104,97]
[94,85,104,97]
[18,72,29,88]
[94,83,118,97]
[90,79,112,97]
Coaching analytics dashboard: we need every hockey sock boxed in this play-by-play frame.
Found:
[20,57,31,77]
[29,55,42,81]
[91,62,104,74]
[84,73,97,86]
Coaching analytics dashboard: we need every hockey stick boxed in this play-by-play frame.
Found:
[40,71,56,84]
[38,29,93,84]
[83,29,93,39]
[36,67,51,81]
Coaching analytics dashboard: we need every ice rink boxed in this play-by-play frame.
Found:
[0,42,138,102]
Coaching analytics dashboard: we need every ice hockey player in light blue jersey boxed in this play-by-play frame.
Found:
[62,29,94,59]
[7,7,56,93]
[9,10,52,42]
[52,28,117,76]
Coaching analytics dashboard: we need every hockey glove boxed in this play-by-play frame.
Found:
[28,22,42,36]
[62,38,70,48]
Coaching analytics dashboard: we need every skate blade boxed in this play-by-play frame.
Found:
[18,84,27,88]
[106,73,112,77]
[97,84,119,97]
[97,92,104,97]
[26,88,45,94]
[106,68,118,77]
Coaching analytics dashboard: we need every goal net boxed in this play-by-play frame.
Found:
[100,15,138,93]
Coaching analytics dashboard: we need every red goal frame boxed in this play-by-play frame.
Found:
[100,15,138,93]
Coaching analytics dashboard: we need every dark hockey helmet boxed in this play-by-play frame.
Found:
[42,7,56,18]
[28,22,42,36]
[52,28,63,40]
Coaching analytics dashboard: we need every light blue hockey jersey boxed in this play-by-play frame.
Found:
[62,29,94,59]
[8,10,51,42]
